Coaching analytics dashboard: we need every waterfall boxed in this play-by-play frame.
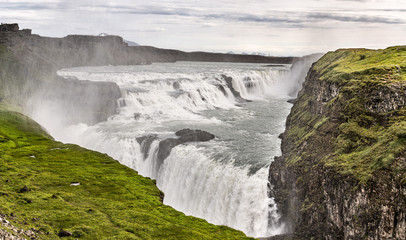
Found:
[28,61,314,238]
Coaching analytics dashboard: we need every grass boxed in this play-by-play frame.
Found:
[285,46,406,184]
[0,102,252,239]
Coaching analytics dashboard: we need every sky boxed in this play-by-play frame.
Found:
[1,0,405,56]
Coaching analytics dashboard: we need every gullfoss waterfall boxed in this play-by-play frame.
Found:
[30,61,307,237]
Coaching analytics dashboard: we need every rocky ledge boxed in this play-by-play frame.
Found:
[269,46,406,239]
[157,129,215,168]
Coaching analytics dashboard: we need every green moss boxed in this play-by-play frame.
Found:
[313,117,329,130]
[0,105,252,239]
[286,46,406,184]
[327,121,406,183]
[315,46,406,73]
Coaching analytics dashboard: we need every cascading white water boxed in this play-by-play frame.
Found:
[30,61,301,238]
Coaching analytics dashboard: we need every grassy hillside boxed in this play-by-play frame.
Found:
[287,46,406,183]
[0,102,252,239]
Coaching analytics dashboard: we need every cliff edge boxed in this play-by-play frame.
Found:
[270,46,406,239]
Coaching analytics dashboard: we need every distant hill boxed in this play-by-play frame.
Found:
[98,32,140,46]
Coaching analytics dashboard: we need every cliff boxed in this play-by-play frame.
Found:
[0,23,296,125]
[0,23,296,70]
[269,46,406,239]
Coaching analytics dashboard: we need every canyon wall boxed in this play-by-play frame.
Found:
[0,23,296,125]
[269,46,406,239]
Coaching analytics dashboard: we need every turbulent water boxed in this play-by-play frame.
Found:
[31,61,303,237]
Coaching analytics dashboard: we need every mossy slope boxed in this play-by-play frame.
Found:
[0,103,252,239]
[270,46,406,239]
[287,46,406,183]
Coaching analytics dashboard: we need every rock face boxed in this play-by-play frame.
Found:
[0,213,37,239]
[157,129,215,169]
[269,46,406,239]
[27,76,121,125]
[221,74,247,102]
[137,134,158,159]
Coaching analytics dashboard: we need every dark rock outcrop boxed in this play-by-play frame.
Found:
[136,134,158,159]
[221,74,248,102]
[0,23,19,32]
[156,129,215,169]
[58,229,73,237]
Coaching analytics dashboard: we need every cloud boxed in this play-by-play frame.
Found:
[87,4,405,27]
[95,4,198,17]
[372,9,406,12]
[0,2,54,10]
[1,0,405,55]
[307,12,405,24]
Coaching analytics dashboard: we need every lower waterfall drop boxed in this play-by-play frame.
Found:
[29,61,312,238]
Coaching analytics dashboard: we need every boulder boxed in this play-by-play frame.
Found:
[58,229,73,237]
[156,129,215,170]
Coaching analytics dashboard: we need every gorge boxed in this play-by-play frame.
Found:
[1,23,405,240]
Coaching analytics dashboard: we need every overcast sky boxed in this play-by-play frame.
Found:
[1,0,405,56]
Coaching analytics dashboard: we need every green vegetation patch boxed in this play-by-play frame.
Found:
[313,46,406,84]
[327,121,406,183]
[286,46,406,184]
[0,105,252,239]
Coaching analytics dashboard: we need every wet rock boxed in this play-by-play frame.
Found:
[156,129,215,170]
[243,76,255,88]
[136,134,158,159]
[172,81,180,89]
[216,84,227,96]
[175,129,215,141]
[133,113,141,120]
[221,74,248,103]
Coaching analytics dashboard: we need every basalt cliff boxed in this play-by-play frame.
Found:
[270,46,406,239]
